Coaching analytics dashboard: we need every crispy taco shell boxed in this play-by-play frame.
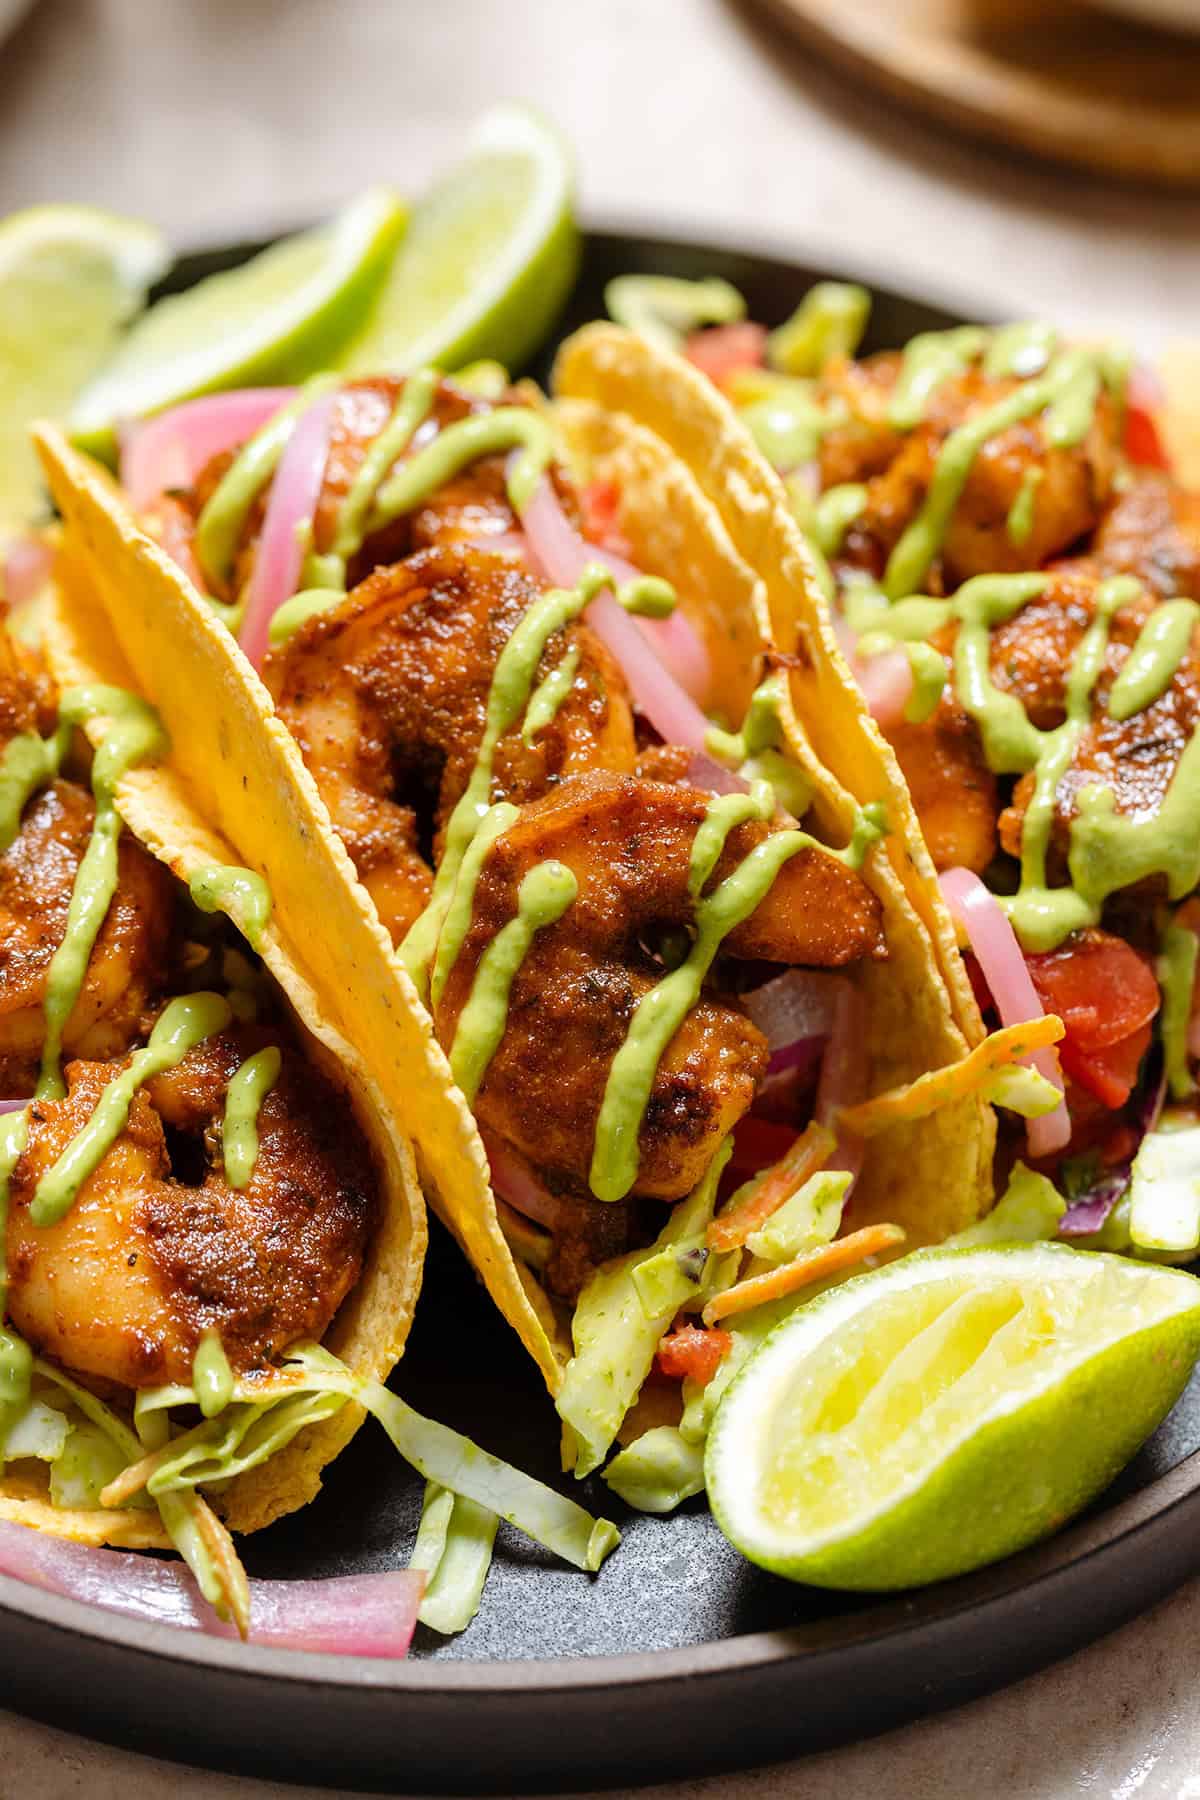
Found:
[0,545,426,1543]
[37,371,991,1400]
[34,424,563,1396]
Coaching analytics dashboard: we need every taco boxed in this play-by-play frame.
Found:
[612,276,1200,1263]
[36,340,1040,1506]
[0,540,427,1629]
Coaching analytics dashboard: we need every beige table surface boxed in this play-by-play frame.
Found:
[1,1,1199,1795]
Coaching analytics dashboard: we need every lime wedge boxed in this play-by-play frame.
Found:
[70,187,407,459]
[0,205,168,532]
[707,1243,1200,1590]
[340,104,578,376]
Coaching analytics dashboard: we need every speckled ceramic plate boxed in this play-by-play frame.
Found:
[3,227,1200,1797]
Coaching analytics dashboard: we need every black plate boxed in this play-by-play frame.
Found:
[3,226,1198,1795]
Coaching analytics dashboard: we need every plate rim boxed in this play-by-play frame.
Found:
[4,1436,1199,1694]
[4,223,1197,1783]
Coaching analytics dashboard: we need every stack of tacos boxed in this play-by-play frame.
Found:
[29,318,1042,1518]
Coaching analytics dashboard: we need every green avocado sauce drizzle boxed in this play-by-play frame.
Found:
[521,648,580,747]
[917,570,1200,952]
[983,321,1057,380]
[188,863,272,951]
[449,860,579,1103]
[0,721,70,854]
[1107,599,1200,722]
[591,825,836,1205]
[192,1331,235,1421]
[1006,466,1043,547]
[404,549,887,1205]
[901,642,947,723]
[30,992,232,1227]
[370,407,554,531]
[0,1110,32,1434]
[37,687,168,1101]
[400,564,613,995]
[811,483,867,558]
[430,802,520,1009]
[888,327,986,431]
[883,348,1117,599]
[222,1044,281,1189]
[704,672,817,818]
[195,375,338,592]
[305,367,440,592]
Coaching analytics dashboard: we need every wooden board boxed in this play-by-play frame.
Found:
[748,0,1200,186]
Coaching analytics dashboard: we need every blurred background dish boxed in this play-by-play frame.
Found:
[750,0,1200,184]
[1088,0,1200,30]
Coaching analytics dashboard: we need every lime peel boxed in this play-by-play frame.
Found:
[707,1242,1200,1590]
[341,103,578,376]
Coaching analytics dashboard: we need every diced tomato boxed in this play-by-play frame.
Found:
[1025,929,1158,1111]
[656,1324,733,1386]
[684,322,767,391]
[1123,364,1170,470]
[1059,1021,1152,1110]
[579,479,634,558]
[1125,403,1170,471]
[729,1114,798,1176]
[1025,929,1159,1052]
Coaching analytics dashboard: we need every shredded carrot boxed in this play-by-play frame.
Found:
[99,1450,162,1510]
[836,1016,1065,1140]
[702,1223,907,1325]
[706,1120,836,1252]
[194,1497,251,1640]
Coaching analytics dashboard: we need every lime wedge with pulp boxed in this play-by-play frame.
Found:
[0,205,168,532]
[340,104,578,376]
[70,187,408,459]
[706,1242,1200,1590]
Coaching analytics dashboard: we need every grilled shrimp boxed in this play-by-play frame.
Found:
[0,781,174,1091]
[265,545,638,942]
[432,771,883,1203]
[5,1029,376,1388]
[1092,471,1200,600]
[180,376,572,599]
[818,355,1119,586]
[0,634,174,1090]
[996,567,1200,862]
[885,695,998,874]
[879,564,1200,875]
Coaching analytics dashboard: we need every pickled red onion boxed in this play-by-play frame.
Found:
[939,866,1070,1157]
[813,977,867,1191]
[831,614,913,727]
[238,391,337,671]
[121,389,295,513]
[0,1519,422,1655]
[744,969,839,1056]
[855,646,914,727]
[481,1129,561,1231]
[3,537,51,608]
[519,477,721,755]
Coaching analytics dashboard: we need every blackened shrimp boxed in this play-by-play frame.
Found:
[879,564,1200,874]
[1092,470,1200,600]
[0,780,174,1091]
[5,1029,376,1388]
[178,376,576,599]
[265,545,638,942]
[818,355,1119,586]
[432,771,883,1202]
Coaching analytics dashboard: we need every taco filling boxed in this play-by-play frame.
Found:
[0,543,618,1631]
[62,356,1050,1504]
[643,276,1200,1253]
